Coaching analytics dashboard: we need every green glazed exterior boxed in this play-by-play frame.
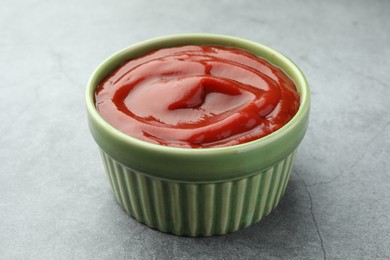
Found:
[101,149,296,236]
[86,34,310,236]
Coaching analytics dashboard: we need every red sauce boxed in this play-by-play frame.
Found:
[95,46,300,148]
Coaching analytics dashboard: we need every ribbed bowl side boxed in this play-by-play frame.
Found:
[100,149,296,236]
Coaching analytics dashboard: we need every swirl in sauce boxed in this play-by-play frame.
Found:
[95,46,300,148]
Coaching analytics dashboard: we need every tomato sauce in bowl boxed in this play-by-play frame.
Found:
[95,45,300,148]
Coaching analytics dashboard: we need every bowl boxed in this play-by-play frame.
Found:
[86,34,310,236]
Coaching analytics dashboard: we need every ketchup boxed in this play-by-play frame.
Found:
[95,46,300,148]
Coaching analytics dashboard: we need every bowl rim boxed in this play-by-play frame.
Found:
[86,33,310,182]
[86,33,309,155]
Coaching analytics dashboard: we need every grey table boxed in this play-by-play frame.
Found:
[1,0,389,259]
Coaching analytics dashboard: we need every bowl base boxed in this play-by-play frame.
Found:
[99,149,296,237]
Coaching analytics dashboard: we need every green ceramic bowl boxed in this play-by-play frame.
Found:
[86,34,310,236]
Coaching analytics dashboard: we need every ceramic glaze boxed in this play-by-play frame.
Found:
[86,34,310,236]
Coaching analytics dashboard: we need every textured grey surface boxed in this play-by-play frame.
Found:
[1,0,390,259]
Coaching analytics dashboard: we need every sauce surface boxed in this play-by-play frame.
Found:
[95,46,300,148]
